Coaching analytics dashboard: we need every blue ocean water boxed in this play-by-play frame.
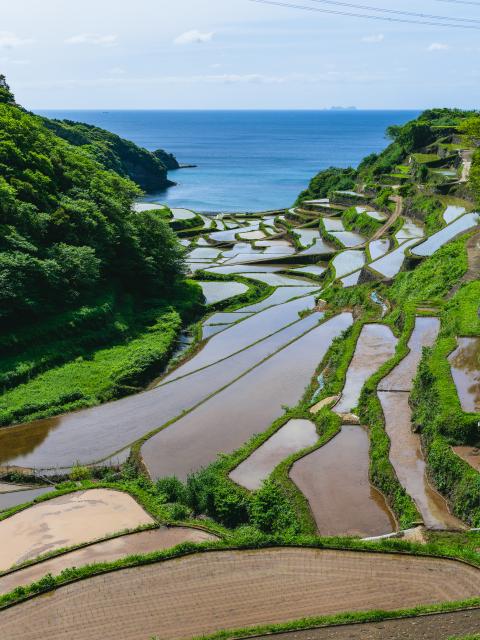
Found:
[37,110,419,212]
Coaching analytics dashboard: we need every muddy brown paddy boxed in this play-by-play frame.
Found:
[229,419,318,490]
[333,323,397,414]
[379,392,464,530]
[379,317,440,391]
[448,336,480,413]
[0,527,218,595]
[0,302,319,471]
[1,547,478,640]
[290,425,395,537]
[142,313,353,480]
[0,489,153,570]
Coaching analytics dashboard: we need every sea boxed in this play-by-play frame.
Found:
[37,110,419,213]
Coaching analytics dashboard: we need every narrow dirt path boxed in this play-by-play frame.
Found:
[1,547,478,640]
[249,609,480,640]
[370,196,403,242]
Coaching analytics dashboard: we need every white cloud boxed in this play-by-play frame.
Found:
[428,42,449,52]
[65,34,118,47]
[174,30,214,45]
[362,34,384,44]
[0,31,34,48]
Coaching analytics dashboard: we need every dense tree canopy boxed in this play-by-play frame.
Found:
[0,86,185,328]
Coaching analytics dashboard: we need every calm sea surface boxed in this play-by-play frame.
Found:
[37,110,419,212]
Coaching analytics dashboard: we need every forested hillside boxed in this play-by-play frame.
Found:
[0,76,202,423]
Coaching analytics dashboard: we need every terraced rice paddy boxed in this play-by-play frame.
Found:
[229,419,318,490]
[379,392,464,530]
[242,273,317,287]
[411,212,479,257]
[339,270,361,286]
[368,238,390,260]
[0,490,154,570]
[0,486,54,512]
[142,313,353,479]
[2,547,478,640]
[448,337,480,413]
[395,218,424,241]
[366,210,387,221]
[452,446,480,472]
[238,287,317,312]
[331,250,365,278]
[369,238,419,279]
[333,324,398,414]
[0,527,218,595]
[290,425,395,537]
[196,281,249,304]
[0,303,319,470]
[294,228,321,248]
[379,317,440,391]
[171,207,196,220]
[132,202,165,212]
[330,231,366,248]
[290,265,326,277]
[323,218,344,232]
[298,238,336,257]
[443,205,466,224]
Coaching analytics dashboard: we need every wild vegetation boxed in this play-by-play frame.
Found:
[0,76,204,425]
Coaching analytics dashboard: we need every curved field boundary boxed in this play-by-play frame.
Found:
[0,527,218,595]
[224,608,480,640]
[1,547,479,640]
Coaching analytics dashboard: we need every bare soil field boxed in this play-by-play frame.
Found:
[0,489,153,570]
[1,547,478,640]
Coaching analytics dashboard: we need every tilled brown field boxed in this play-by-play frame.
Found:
[250,609,480,640]
[1,548,479,640]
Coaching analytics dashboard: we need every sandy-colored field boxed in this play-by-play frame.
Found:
[0,527,218,594]
[0,489,153,570]
[1,547,478,640]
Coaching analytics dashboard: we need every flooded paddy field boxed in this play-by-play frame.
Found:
[333,324,398,414]
[229,419,318,490]
[331,250,365,278]
[411,212,479,257]
[1,547,478,640]
[368,238,419,279]
[290,425,395,537]
[0,309,320,471]
[368,238,390,260]
[0,527,218,595]
[330,231,366,248]
[0,489,154,570]
[241,273,317,287]
[238,286,318,312]
[0,486,55,512]
[379,392,464,530]
[452,446,480,472]
[443,205,466,224]
[379,317,440,392]
[196,281,248,304]
[165,295,317,380]
[448,336,480,413]
[142,313,353,480]
[395,218,424,241]
[294,228,321,248]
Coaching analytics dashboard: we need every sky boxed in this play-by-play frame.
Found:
[1,0,479,109]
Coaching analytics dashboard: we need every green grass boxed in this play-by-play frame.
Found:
[0,282,204,426]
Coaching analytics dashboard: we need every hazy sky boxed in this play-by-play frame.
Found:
[1,0,479,109]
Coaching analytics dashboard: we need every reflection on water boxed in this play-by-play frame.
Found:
[0,487,54,512]
[412,212,479,257]
[142,313,353,480]
[290,425,395,537]
[379,317,440,392]
[334,324,397,414]
[449,337,480,413]
[379,392,464,530]
[0,311,321,470]
[229,419,318,491]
